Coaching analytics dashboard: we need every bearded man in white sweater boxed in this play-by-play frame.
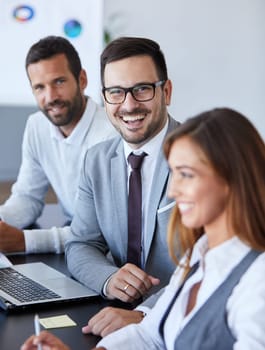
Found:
[0,36,116,254]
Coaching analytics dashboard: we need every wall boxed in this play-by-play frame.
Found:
[104,0,265,137]
[0,105,37,181]
[1,1,103,105]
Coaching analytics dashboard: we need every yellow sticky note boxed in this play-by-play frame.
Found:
[39,315,77,329]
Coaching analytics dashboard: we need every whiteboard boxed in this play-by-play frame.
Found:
[1,0,103,105]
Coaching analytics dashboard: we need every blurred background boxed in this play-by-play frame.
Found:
[0,0,264,202]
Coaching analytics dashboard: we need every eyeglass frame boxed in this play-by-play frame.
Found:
[102,80,166,104]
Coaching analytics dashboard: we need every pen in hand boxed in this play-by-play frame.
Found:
[34,314,42,350]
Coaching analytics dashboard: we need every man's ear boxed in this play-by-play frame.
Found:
[79,69,88,91]
[163,79,172,106]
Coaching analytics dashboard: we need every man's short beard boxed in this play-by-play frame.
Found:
[41,89,84,127]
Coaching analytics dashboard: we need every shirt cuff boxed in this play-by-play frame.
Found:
[102,275,115,298]
[24,226,70,254]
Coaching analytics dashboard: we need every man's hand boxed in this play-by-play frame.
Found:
[106,263,160,303]
[82,307,145,337]
[21,330,70,350]
[0,221,25,253]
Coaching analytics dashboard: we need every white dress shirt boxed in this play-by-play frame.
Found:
[123,118,168,266]
[98,235,265,350]
[0,97,117,253]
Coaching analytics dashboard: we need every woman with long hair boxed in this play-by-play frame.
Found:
[21,108,265,350]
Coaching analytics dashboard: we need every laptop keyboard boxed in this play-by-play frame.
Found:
[0,267,60,302]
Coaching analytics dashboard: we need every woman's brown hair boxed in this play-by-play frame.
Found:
[164,108,265,269]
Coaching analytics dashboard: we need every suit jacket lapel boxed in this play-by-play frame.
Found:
[144,149,169,256]
[144,117,179,259]
[111,140,128,260]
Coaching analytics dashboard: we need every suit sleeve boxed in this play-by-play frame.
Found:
[65,149,118,295]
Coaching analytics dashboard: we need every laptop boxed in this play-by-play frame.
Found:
[0,262,98,311]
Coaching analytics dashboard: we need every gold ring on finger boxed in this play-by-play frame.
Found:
[123,283,130,292]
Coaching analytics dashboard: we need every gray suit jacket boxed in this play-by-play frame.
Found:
[65,116,179,301]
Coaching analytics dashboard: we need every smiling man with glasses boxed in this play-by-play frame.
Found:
[65,36,180,338]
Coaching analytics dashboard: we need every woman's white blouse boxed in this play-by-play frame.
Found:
[98,235,265,350]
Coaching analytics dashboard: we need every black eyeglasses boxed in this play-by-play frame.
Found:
[102,80,165,104]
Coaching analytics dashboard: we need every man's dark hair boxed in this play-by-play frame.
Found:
[25,35,82,81]
[100,36,168,86]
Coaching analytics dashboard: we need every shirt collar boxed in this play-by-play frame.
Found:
[189,234,251,274]
[189,234,209,267]
[49,96,94,145]
[123,117,169,162]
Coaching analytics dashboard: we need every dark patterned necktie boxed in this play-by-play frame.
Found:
[127,152,147,267]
